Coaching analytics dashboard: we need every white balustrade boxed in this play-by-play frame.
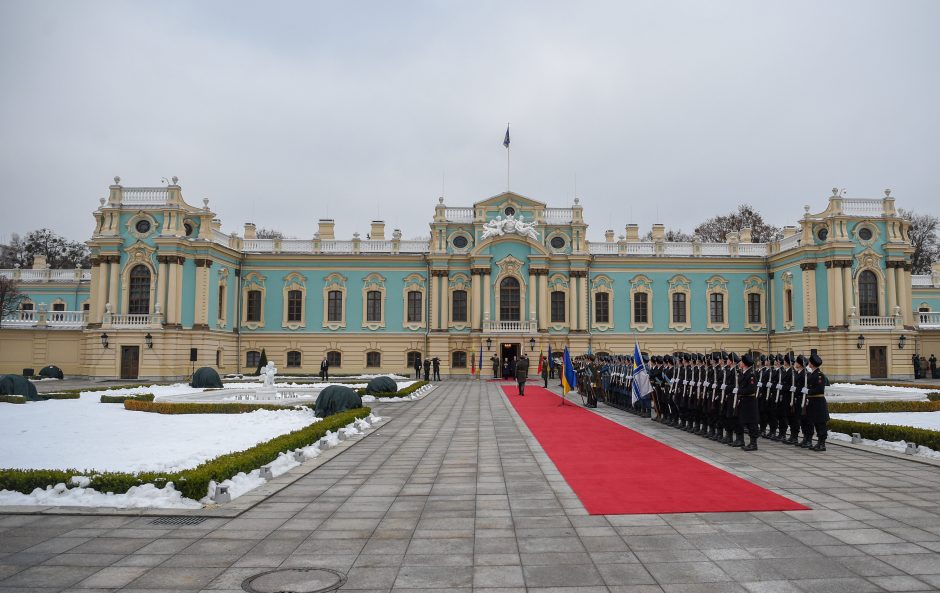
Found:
[242,239,275,252]
[664,242,693,256]
[1,310,37,326]
[320,240,354,253]
[108,314,153,328]
[0,268,90,283]
[46,310,87,328]
[777,233,801,252]
[842,198,883,216]
[483,319,535,332]
[738,243,769,257]
[18,269,47,282]
[624,242,655,255]
[122,187,168,206]
[588,242,618,254]
[280,240,313,253]
[399,240,430,253]
[701,243,731,256]
[912,275,933,287]
[918,311,940,329]
[856,315,901,330]
[1,309,87,328]
[444,208,474,222]
[211,229,233,248]
[544,208,573,223]
[360,240,393,253]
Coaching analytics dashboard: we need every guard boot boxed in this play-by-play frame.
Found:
[785,435,798,445]
[799,438,813,448]
[730,435,744,447]
[811,439,826,452]
[742,436,758,451]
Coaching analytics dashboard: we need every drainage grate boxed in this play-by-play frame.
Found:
[242,568,347,593]
[149,516,208,526]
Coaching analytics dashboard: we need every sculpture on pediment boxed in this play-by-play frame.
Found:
[481,214,539,241]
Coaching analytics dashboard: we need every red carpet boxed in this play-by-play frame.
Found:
[502,386,808,515]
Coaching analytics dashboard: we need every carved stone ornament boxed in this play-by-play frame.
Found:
[481,214,539,241]
[495,255,524,278]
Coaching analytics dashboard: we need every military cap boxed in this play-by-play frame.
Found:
[712,352,721,362]
[759,354,767,363]
[796,354,806,367]
[731,352,741,363]
[809,353,823,367]
[664,355,673,364]
[775,353,784,363]
[784,353,792,364]
[742,353,754,367]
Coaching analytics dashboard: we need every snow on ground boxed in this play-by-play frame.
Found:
[0,390,321,473]
[831,411,940,431]
[830,431,940,461]
[830,383,934,394]
[826,383,933,402]
[0,413,384,509]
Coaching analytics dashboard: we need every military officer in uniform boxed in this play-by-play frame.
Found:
[803,352,829,451]
[778,353,796,443]
[736,353,760,451]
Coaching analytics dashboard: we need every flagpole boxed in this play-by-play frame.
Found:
[506,122,510,192]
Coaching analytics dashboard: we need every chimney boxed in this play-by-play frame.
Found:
[318,219,335,240]
[605,229,615,243]
[243,223,256,239]
[370,220,386,241]
[651,224,665,242]
[625,224,639,241]
[32,254,48,270]
[740,226,752,243]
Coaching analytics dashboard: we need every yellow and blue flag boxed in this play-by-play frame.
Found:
[562,346,577,395]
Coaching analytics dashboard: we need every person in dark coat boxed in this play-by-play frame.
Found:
[320,357,330,381]
[540,356,549,388]
[414,356,422,379]
[423,358,431,382]
[736,354,760,451]
[432,357,441,381]
[804,353,829,451]
[931,354,938,378]
[913,354,922,379]
[491,355,499,379]
[515,353,530,395]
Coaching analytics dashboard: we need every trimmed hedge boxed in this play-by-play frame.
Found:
[928,393,940,402]
[358,380,428,398]
[829,400,940,413]
[0,395,26,405]
[100,393,155,404]
[39,392,80,400]
[830,418,940,452]
[0,407,371,500]
[125,399,292,414]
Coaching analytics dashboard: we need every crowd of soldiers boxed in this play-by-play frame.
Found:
[566,350,830,452]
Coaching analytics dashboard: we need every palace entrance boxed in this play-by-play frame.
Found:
[500,342,520,378]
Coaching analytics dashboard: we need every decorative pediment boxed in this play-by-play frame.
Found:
[126,241,156,265]
[630,274,653,289]
[854,247,883,275]
[473,191,546,210]
[495,255,525,278]
[669,275,691,290]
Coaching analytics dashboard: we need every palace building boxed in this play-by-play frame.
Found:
[1,178,938,380]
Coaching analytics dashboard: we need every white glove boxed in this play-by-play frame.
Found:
[732,388,738,394]
[790,386,796,392]
[757,382,763,388]
[776,383,782,390]
[721,384,727,390]
[801,387,808,395]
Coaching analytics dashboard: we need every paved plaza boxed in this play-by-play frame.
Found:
[3,381,940,593]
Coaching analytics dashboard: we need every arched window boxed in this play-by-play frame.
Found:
[500,277,520,321]
[246,290,262,322]
[128,265,151,315]
[859,270,879,316]
[452,351,467,368]
[327,290,343,322]
[366,290,382,322]
[407,351,421,368]
[286,289,303,322]
[287,351,302,367]
[407,290,422,323]
[633,292,648,324]
[672,292,687,323]
[551,291,566,323]
[246,350,261,368]
[326,351,342,367]
[594,292,609,324]
[709,293,724,324]
[366,351,381,368]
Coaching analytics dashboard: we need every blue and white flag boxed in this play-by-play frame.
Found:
[503,125,510,148]
[631,341,653,405]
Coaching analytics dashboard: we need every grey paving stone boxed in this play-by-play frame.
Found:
[645,561,732,584]
[394,564,473,588]
[522,563,605,587]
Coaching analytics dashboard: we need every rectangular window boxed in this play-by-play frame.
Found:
[452,351,467,368]
[551,291,566,323]
[217,286,225,319]
[672,292,687,323]
[287,351,301,367]
[366,351,381,368]
[366,290,382,322]
[287,289,303,322]
[327,290,343,322]
[216,349,222,367]
[327,351,342,367]
[452,290,467,322]
[246,290,262,322]
[709,293,724,324]
[748,293,762,324]
[594,292,609,324]
[52,303,65,312]
[633,292,648,324]
[82,303,90,312]
[407,290,422,323]
[246,350,261,368]
[407,351,421,368]
[785,289,793,322]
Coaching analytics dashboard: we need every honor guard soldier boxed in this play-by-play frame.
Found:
[803,353,829,451]
[792,355,808,447]
[779,354,796,443]
[724,353,741,446]
[766,355,782,440]
[736,354,760,451]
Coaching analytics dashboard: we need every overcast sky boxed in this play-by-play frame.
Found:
[1,0,937,244]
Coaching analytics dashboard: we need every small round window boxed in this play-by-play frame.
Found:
[184,223,194,237]
[550,236,566,249]
[135,220,151,234]
[504,206,515,217]
[452,235,468,249]
[817,227,828,241]
[858,227,873,241]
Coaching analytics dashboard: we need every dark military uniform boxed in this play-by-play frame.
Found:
[736,355,759,450]
[804,353,829,451]
[778,357,796,443]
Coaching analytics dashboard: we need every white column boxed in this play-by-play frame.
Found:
[538,272,548,330]
[483,272,491,325]
[108,257,120,314]
[768,273,776,331]
[568,276,577,330]
[94,260,108,323]
[579,275,588,330]
[471,271,481,330]
[157,257,168,320]
[842,265,853,321]
[430,274,440,331]
[887,263,897,316]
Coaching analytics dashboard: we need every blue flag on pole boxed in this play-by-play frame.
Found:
[503,125,510,148]
[631,341,653,405]
[562,346,577,395]
[479,345,484,375]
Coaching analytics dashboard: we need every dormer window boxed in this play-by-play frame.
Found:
[504,206,515,217]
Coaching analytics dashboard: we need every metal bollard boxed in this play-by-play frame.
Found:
[905,443,917,455]
[851,433,863,444]
[259,465,274,480]
[293,450,305,462]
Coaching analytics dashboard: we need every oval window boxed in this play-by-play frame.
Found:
[504,206,515,217]
[858,227,873,241]
[452,235,468,249]
[184,223,194,237]
[135,220,151,234]
[550,236,566,249]
[817,227,828,242]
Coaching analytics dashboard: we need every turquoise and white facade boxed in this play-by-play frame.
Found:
[1,179,938,380]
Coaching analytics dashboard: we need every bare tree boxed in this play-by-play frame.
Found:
[642,229,693,242]
[0,229,89,268]
[900,209,940,275]
[694,204,782,243]
[0,277,24,327]
[256,228,284,239]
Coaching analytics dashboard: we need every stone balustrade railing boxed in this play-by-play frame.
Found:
[0,268,90,282]
[918,311,940,329]
[1,309,87,329]
[483,319,536,333]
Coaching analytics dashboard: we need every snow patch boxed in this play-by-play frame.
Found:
[830,431,940,461]
[0,482,201,509]
[831,411,940,431]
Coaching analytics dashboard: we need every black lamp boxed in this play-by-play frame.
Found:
[898,335,907,350]
[856,334,865,349]
[485,337,492,351]
[144,333,153,349]
[100,333,109,349]
[529,337,536,352]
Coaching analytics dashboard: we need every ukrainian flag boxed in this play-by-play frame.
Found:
[562,346,577,395]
